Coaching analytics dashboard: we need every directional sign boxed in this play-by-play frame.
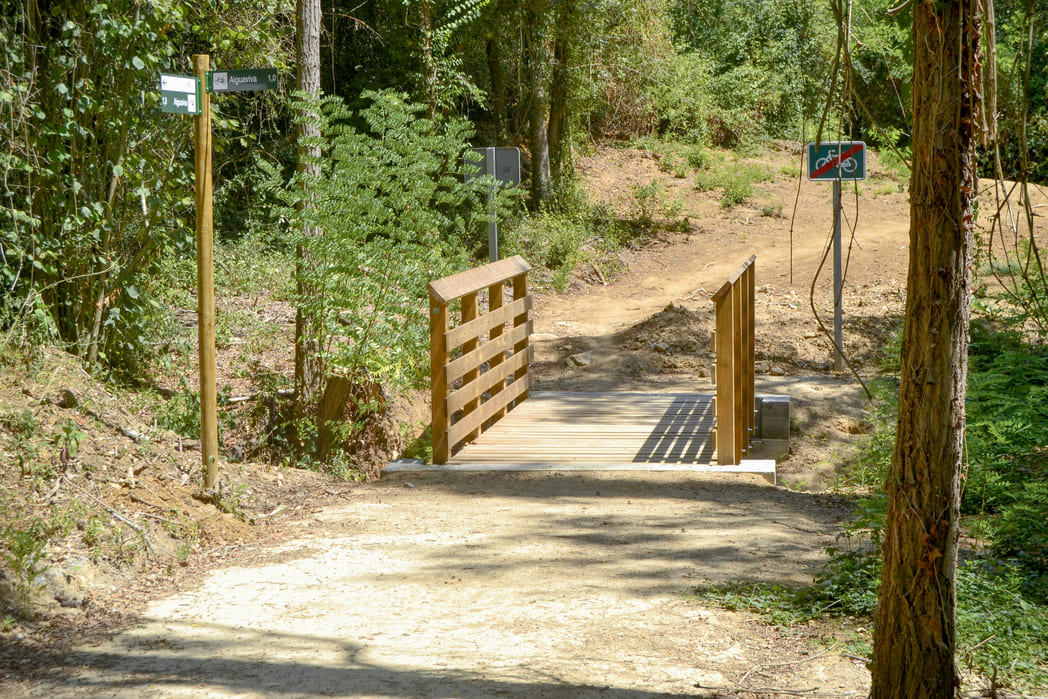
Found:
[160,73,201,115]
[464,147,521,186]
[807,141,867,181]
[207,68,279,93]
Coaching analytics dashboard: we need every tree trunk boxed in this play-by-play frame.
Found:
[525,5,551,206]
[487,37,506,143]
[419,0,438,120]
[547,0,573,194]
[870,2,982,696]
[294,0,324,408]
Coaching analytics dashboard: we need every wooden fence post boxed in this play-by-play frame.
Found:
[430,291,450,465]
[428,256,533,464]
[713,256,756,466]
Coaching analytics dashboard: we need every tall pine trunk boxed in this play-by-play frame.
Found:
[294,0,324,408]
[870,1,982,695]
[525,6,551,206]
[547,0,573,194]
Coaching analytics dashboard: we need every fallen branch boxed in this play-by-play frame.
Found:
[137,511,184,527]
[129,493,165,511]
[739,648,835,686]
[67,479,156,555]
[695,682,818,696]
[227,388,295,405]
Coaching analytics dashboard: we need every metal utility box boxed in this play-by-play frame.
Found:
[750,395,790,460]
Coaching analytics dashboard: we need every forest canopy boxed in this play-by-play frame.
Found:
[1,0,1046,375]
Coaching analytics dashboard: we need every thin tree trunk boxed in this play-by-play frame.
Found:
[525,6,551,206]
[547,0,573,193]
[870,1,982,696]
[294,0,324,407]
[487,37,506,143]
[419,0,438,119]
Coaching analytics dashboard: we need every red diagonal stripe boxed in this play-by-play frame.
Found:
[811,143,864,179]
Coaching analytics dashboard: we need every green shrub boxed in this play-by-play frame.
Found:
[992,481,1048,601]
[720,179,753,208]
[501,209,592,289]
[261,90,514,468]
[1,523,49,617]
[957,560,1048,685]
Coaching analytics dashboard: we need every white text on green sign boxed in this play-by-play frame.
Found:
[806,141,867,181]
[208,69,278,93]
[160,73,201,115]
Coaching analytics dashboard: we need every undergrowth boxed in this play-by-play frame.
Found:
[694,314,1048,691]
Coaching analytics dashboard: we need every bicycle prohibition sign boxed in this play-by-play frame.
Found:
[805,140,867,372]
[806,141,867,181]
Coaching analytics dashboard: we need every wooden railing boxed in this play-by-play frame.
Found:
[429,256,533,464]
[712,256,756,465]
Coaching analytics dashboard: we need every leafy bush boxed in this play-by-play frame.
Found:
[0,1,289,375]
[265,90,509,390]
[693,155,771,208]
[991,480,1048,602]
[261,90,515,468]
[957,560,1048,685]
[1,523,49,617]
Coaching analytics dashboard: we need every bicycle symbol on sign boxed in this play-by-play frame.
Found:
[815,148,857,175]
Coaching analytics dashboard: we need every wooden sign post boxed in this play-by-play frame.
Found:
[192,54,219,489]
[161,57,278,489]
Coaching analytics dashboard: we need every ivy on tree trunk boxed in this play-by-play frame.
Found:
[871,1,983,695]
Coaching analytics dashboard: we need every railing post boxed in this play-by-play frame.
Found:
[714,287,735,465]
[461,292,480,444]
[732,281,746,462]
[744,260,756,442]
[487,281,507,422]
[430,291,450,464]
[513,272,530,403]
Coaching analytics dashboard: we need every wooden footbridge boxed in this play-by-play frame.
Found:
[386,255,778,478]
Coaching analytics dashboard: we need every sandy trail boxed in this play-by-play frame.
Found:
[29,472,870,698]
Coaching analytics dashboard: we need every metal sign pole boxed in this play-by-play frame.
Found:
[832,180,844,371]
[486,147,498,262]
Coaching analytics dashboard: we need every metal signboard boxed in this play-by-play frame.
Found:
[207,68,279,93]
[464,147,521,262]
[464,147,521,185]
[160,73,201,115]
[806,141,867,181]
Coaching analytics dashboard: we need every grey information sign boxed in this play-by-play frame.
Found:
[464,147,521,185]
[464,147,521,262]
[160,73,201,115]
[208,68,279,93]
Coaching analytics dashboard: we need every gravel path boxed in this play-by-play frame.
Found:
[27,471,871,698]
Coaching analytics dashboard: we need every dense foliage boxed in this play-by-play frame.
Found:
[0,0,292,372]
[5,0,1046,374]
[263,90,511,394]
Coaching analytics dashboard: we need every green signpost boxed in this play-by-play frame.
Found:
[159,73,201,115]
[207,68,279,93]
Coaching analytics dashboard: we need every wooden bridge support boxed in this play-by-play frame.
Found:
[429,256,533,464]
[712,256,756,465]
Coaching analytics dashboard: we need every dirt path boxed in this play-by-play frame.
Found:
[14,145,920,698]
[27,472,870,698]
